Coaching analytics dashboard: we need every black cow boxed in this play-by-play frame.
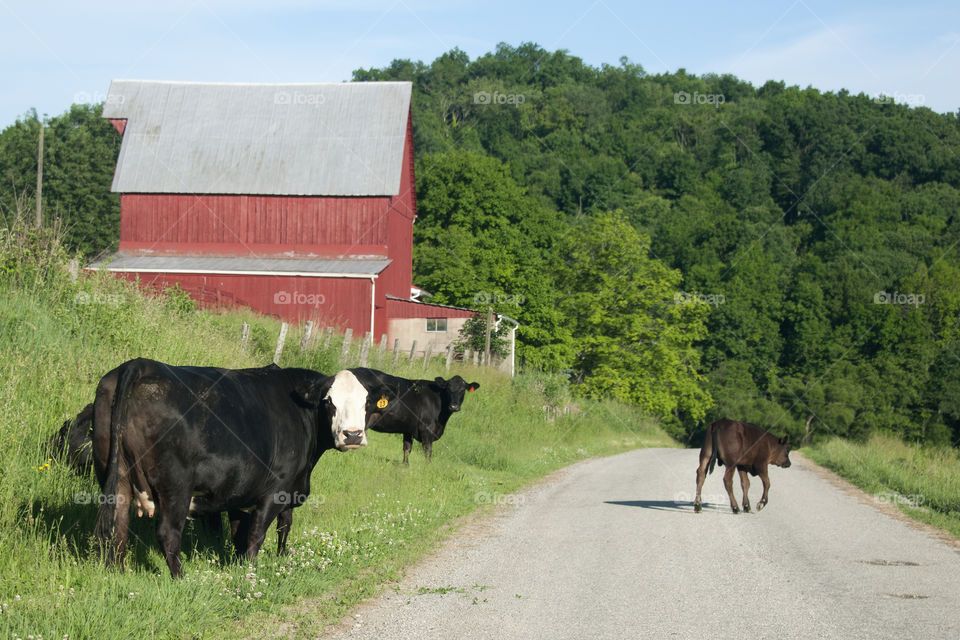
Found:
[694,418,792,514]
[50,365,291,555]
[94,358,387,577]
[349,368,479,464]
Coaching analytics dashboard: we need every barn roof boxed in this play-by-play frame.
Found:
[89,254,391,278]
[102,79,412,196]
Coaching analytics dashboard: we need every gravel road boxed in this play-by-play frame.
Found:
[322,448,960,640]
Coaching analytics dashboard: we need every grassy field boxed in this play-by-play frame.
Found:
[805,434,960,539]
[0,227,673,639]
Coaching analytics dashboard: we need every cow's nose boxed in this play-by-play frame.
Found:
[449,404,460,412]
[343,430,364,445]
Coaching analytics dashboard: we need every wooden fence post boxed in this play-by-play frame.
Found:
[240,322,250,351]
[340,329,353,363]
[359,332,371,366]
[322,326,333,350]
[300,320,314,352]
[423,343,433,369]
[378,334,388,363]
[273,322,288,364]
[393,339,401,365]
[445,344,453,370]
[408,340,418,365]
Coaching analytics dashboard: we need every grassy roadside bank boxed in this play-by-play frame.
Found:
[805,434,960,539]
[0,231,674,639]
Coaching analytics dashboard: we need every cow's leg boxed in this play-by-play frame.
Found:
[694,444,712,513]
[722,466,739,514]
[245,504,283,561]
[738,469,751,513]
[422,436,433,462]
[757,467,771,511]
[156,497,190,578]
[229,510,251,557]
[276,508,292,556]
[402,434,413,465]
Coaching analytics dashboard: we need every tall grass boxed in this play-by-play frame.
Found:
[0,224,673,639]
[805,434,960,538]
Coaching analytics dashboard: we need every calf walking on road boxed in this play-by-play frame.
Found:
[694,418,791,514]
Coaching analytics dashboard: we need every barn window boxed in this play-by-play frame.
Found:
[426,318,447,332]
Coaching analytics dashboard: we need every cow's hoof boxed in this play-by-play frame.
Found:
[731,506,740,514]
[694,503,702,513]
[757,502,766,512]
[743,505,751,513]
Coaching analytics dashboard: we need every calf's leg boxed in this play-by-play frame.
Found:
[757,468,772,511]
[693,450,711,513]
[276,508,292,555]
[738,469,751,513]
[402,434,413,465]
[722,466,739,514]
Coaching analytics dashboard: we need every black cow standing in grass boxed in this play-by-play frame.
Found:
[93,358,388,578]
[349,368,479,464]
[694,418,792,514]
[47,364,293,556]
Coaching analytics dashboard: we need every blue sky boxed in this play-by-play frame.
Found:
[1,0,957,125]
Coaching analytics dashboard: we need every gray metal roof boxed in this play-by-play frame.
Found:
[103,80,412,196]
[89,254,391,277]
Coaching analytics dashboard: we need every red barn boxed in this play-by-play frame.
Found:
[94,79,514,370]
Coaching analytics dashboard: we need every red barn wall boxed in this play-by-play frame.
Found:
[118,272,375,331]
[118,194,392,258]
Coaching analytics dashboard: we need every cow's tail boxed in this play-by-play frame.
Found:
[94,361,141,561]
[706,423,719,476]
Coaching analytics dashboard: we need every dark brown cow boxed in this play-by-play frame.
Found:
[694,418,791,514]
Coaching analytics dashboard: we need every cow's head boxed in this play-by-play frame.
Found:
[773,435,791,468]
[430,375,480,413]
[298,370,373,451]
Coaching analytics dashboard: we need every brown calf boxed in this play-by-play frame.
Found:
[694,418,791,514]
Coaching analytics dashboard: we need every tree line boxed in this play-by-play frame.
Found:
[2,42,959,445]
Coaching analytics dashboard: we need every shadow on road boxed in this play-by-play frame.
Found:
[604,500,729,513]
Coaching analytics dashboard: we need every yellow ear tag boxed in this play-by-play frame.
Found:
[377,395,388,409]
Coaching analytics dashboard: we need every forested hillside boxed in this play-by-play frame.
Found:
[2,42,959,445]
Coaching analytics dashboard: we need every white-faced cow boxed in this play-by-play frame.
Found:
[93,358,387,577]
[694,418,791,514]
[348,368,479,464]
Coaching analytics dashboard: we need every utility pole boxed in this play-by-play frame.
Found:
[35,118,44,227]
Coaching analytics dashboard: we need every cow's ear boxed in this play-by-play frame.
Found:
[779,435,789,445]
[434,377,447,385]
[294,377,331,408]
[467,382,479,392]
